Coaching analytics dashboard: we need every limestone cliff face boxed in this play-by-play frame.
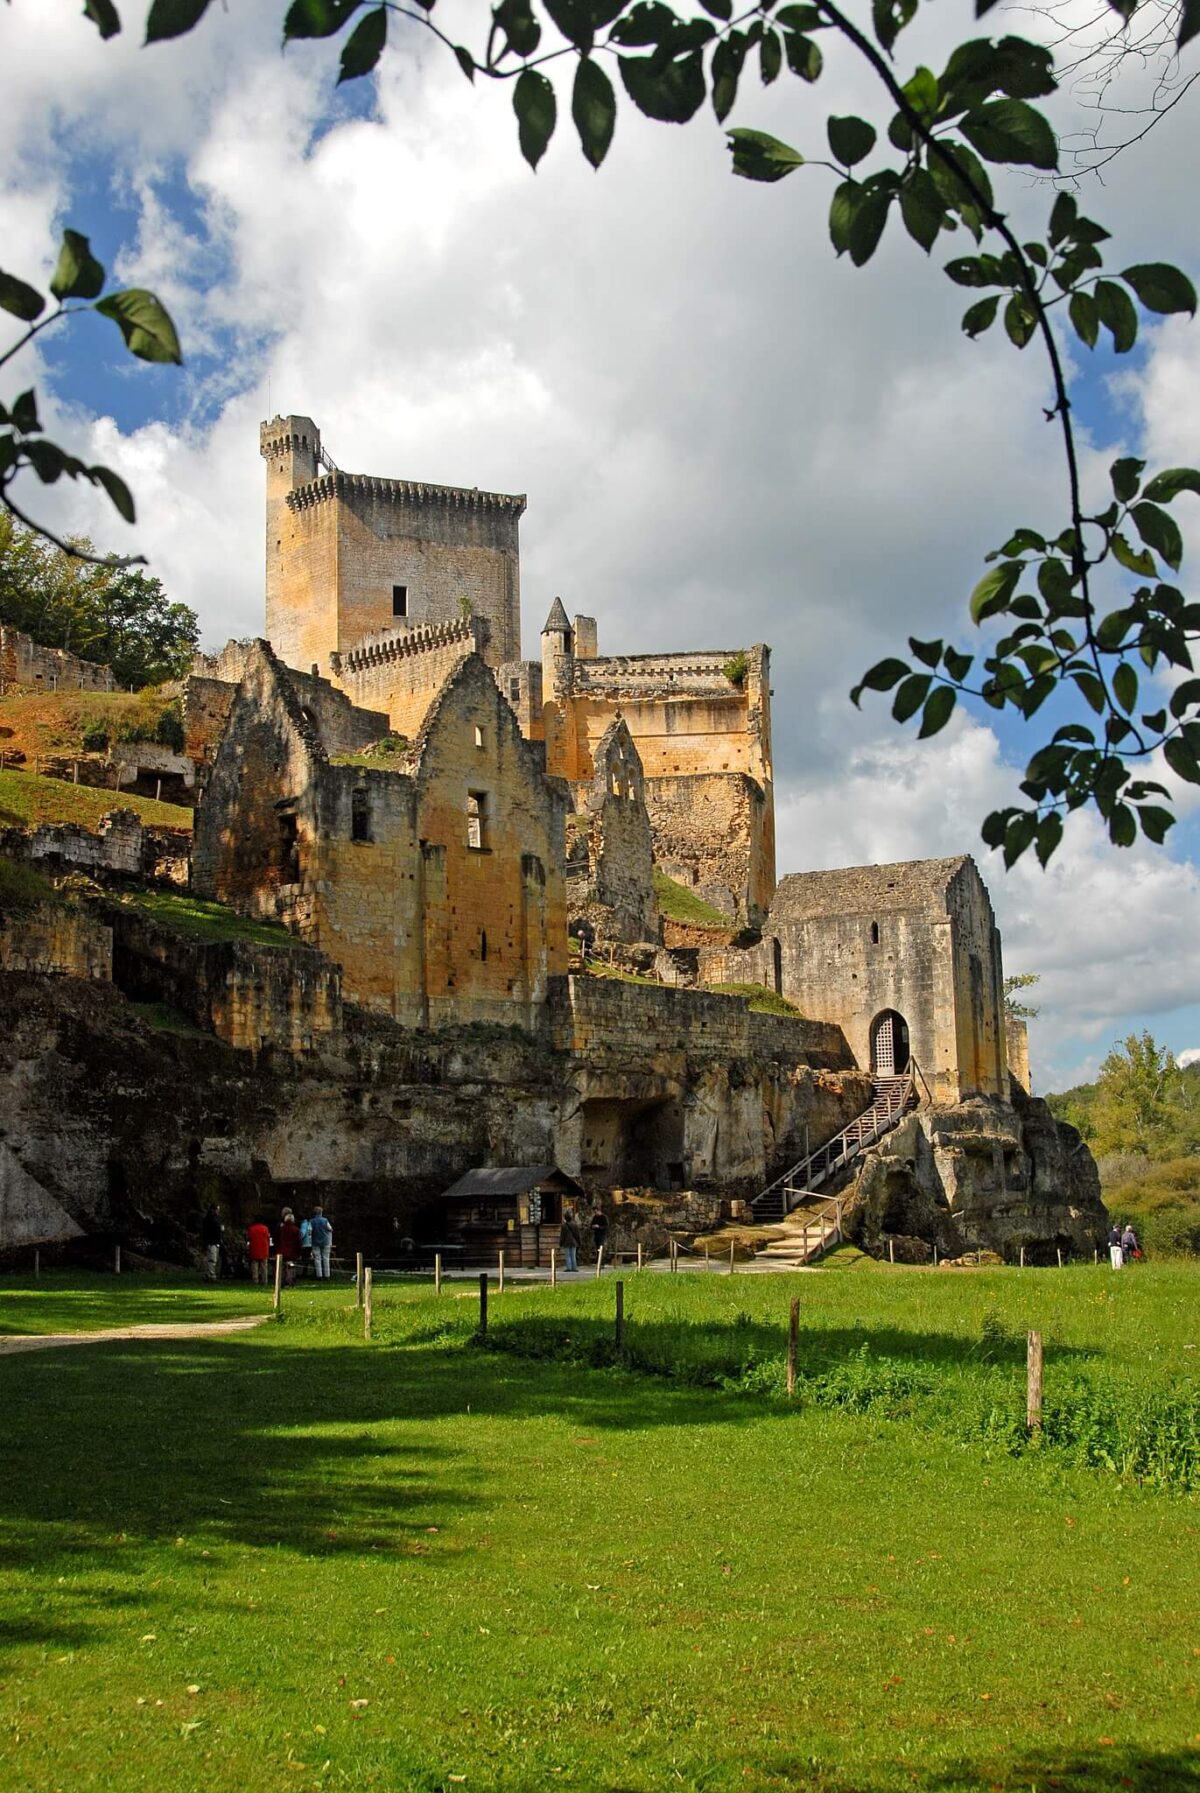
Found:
[844,1090,1107,1262]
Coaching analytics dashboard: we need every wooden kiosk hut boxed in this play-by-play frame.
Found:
[436,1166,584,1268]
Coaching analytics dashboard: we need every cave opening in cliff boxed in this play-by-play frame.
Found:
[580,1096,685,1190]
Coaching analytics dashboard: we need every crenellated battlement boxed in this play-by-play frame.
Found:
[340,617,481,675]
[572,650,753,698]
[286,471,526,517]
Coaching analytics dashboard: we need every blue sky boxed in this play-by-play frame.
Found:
[5,1,1200,1089]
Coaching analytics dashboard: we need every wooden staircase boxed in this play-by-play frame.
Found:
[751,1074,917,1237]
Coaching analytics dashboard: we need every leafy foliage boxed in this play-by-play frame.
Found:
[0,514,198,687]
[1048,1031,1200,1162]
[21,0,1200,860]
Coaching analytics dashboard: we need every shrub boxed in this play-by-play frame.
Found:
[722,651,748,687]
[0,855,56,916]
[81,719,109,752]
[154,702,184,751]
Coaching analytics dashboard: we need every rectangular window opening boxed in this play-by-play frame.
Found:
[392,584,408,618]
[351,788,372,844]
[467,790,488,850]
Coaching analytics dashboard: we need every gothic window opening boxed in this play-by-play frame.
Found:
[392,584,408,618]
[474,725,485,749]
[467,790,488,850]
[351,788,372,843]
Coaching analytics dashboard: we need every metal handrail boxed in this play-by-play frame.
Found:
[751,1074,916,1218]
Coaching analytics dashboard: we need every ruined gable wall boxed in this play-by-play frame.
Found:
[183,676,237,766]
[332,484,521,668]
[946,861,1009,1100]
[646,771,774,925]
[192,649,323,920]
[1007,1015,1031,1093]
[570,721,657,943]
[335,623,479,741]
[283,667,388,755]
[0,626,115,695]
[413,660,568,1030]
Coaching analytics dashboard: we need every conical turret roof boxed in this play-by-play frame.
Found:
[542,596,570,635]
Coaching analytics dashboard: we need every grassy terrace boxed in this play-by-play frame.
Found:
[652,866,733,932]
[1,1262,1197,1792]
[0,687,181,760]
[117,888,303,950]
[0,767,193,832]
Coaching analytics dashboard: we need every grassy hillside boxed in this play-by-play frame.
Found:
[0,768,193,832]
[118,889,301,950]
[0,687,182,758]
[652,866,733,931]
[707,980,803,1017]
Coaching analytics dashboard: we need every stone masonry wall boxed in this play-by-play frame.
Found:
[0,902,112,980]
[335,620,480,741]
[646,770,774,925]
[0,626,115,695]
[551,975,852,1070]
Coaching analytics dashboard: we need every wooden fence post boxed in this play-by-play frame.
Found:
[356,1252,364,1307]
[670,1239,677,1274]
[786,1296,799,1399]
[273,1252,283,1313]
[1020,1246,1026,1268]
[363,1268,373,1340]
[615,1280,625,1361]
[550,1248,557,1289]
[888,1238,895,1265]
[704,1241,710,1270]
[1027,1330,1043,1430]
[434,1252,442,1296]
[1056,1247,1064,1269]
[595,1245,604,1281]
[728,1240,735,1276]
[478,1272,488,1336]
[34,1247,40,1279]
[932,1242,938,1266]
[114,1244,121,1275]
[499,1248,505,1294]
[636,1242,643,1273]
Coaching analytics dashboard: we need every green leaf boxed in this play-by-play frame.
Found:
[92,464,136,525]
[454,45,476,82]
[918,684,956,737]
[908,636,943,668]
[1121,263,1198,316]
[970,560,1020,622]
[783,33,822,81]
[514,68,557,169]
[10,389,40,433]
[1164,736,1200,784]
[1092,281,1137,353]
[338,6,386,80]
[619,50,706,123]
[1142,467,1200,504]
[1003,294,1036,348]
[83,0,122,38]
[1034,811,1062,867]
[902,65,938,118]
[1003,812,1036,868]
[0,270,46,323]
[1170,677,1200,718]
[1109,456,1144,502]
[929,141,994,217]
[1131,501,1183,571]
[699,0,733,16]
[827,115,876,167]
[873,0,917,53]
[1068,289,1098,349]
[945,257,995,287]
[1110,532,1156,578]
[959,98,1057,170]
[892,672,931,722]
[1181,0,1200,48]
[1109,803,1137,848]
[94,289,183,364]
[543,0,599,50]
[710,35,744,123]
[962,294,999,338]
[1138,805,1175,844]
[855,656,910,694]
[728,128,805,183]
[829,180,857,254]
[572,58,616,168]
[1112,662,1138,715]
[283,0,360,36]
[899,168,944,254]
[759,26,782,82]
[145,0,211,43]
[489,0,541,56]
[848,188,892,267]
[50,230,106,303]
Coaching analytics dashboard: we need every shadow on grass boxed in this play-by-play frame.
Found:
[0,1326,764,1654]
[0,1272,266,1335]
[744,1743,1200,1792]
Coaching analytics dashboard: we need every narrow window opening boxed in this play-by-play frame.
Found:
[351,788,371,843]
[508,678,521,702]
[278,809,299,882]
[467,790,488,850]
[870,921,880,945]
[474,725,484,749]
[480,929,488,962]
[392,583,408,618]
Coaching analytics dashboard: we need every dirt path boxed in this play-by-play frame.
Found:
[0,1315,272,1355]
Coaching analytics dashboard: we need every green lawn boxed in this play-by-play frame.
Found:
[652,866,733,932]
[1,1268,1198,1792]
[0,1272,274,1335]
[117,888,303,950]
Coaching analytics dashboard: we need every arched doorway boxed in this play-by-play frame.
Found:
[870,1010,910,1076]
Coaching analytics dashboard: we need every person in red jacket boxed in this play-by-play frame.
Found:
[278,1208,301,1286]
[246,1219,272,1285]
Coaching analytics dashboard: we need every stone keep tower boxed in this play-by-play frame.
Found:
[261,414,526,678]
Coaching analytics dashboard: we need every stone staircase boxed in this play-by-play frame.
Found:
[750,1074,917,1235]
